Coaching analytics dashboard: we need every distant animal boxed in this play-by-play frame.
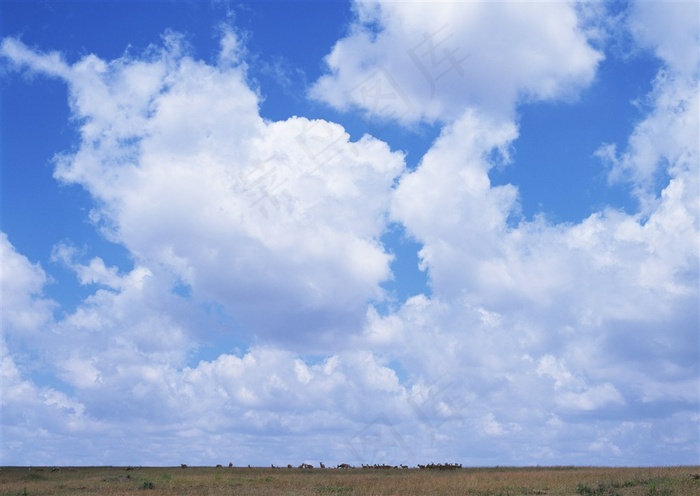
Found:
[216,464,222,468]
[181,464,188,469]
[319,462,325,469]
[228,462,233,468]
[337,463,352,469]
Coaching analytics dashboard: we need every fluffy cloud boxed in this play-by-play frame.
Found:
[311,1,603,123]
[1,233,56,334]
[379,0,698,465]
[1,233,416,466]
[1,33,405,345]
[598,2,699,213]
[627,1,699,78]
[1,340,94,466]
[0,239,99,465]
[0,1,697,467]
[0,32,412,466]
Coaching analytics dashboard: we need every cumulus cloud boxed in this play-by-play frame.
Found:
[0,31,413,466]
[1,33,405,346]
[311,1,603,123]
[1,233,56,334]
[597,2,699,211]
[2,232,415,465]
[0,1,697,467]
[376,0,698,465]
[627,1,699,78]
[1,340,93,465]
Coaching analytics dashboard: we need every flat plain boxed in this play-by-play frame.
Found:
[1,465,699,495]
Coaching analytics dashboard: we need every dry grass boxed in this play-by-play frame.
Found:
[1,465,699,495]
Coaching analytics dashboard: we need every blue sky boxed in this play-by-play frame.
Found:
[1,1,698,467]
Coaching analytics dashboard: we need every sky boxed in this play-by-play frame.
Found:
[0,0,698,467]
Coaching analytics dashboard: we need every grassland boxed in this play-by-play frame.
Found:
[1,465,699,495]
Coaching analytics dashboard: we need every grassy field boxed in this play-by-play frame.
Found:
[1,465,699,495]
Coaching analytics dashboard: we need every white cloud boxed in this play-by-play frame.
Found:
[51,243,124,289]
[537,355,624,411]
[0,233,56,334]
[597,72,699,207]
[379,7,698,457]
[0,37,70,78]
[0,34,413,466]
[1,339,97,465]
[390,73,697,326]
[217,25,246,67]
[628,1,699,78]
[596,1,698,214]
[311,1,603,123]
[0,1,697,467]
[2,33,405,345]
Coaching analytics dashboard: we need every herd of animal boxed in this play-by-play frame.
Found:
[180,462,463,470]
